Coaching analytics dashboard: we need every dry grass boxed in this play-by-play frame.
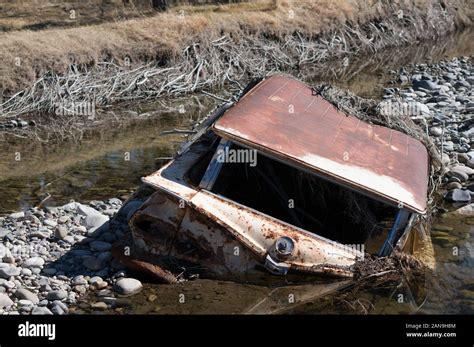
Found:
[0,0,471,93]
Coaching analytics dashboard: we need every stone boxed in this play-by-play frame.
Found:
[0,293,14,309]
[84,214,109,229]
[42,268,57,276]
[0,228,11,238]
[32,306,53,315]
[413,79,439,91]
[444,189,471,203]
[446,182,462,190]
[90,241,112,252]
[467,158,474,169]
[15,288,39,304]
[458,153,470,164]
[9,212,25,219]
[447,169,469,182]
[47,290,68,301]
[113,278,142,296]
[44,219,57,228]
[55,225,68,239]
[429,127,443,137]
[0,264,20,279]
[30,230,51,239]
[83,256,105,271]
[72,275,87,286]
[91,301,108,311]
[58,216,70,224]
[23,257,45,268]
[451,203,474,217]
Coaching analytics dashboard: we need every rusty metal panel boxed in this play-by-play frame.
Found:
[189,190,361,277]
[213,75,429,213]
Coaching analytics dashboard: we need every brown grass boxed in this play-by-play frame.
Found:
[0,0,473,94]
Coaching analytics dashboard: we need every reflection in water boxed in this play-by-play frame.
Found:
[1,29,474,314]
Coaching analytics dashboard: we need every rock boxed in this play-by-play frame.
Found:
[58,216,70,224]
[32,306,53,315]
[429,127,443,137]
[15,288,39,304]
[0,228,11,238]
[30,230,51,239]
[47,290,68,301]
[71,225,87,234]
[433,224,453,232]
[72,275,87,286]
[90,241,112,252]
[119,200,143,221]
[91,301,108,311]
[23,257,45,268]
[413,79,439,91]
[90,276,108,290]
[444,189,471,203]
[467,158,474,169]
[84,215,109,229]
[44,219,57,228]
[9,212,25,219]
[450,164,474,176]
[55,225,68,239]
[113,278,142,296]
[457,153,470,164]
[108,198,122,206]
[20,268,32,276]
[77,204,109,228]
[62,235,75,244]
[42,268,57,276]
[0,264,20,279]
[444,141,454,152]
[447,169,469,182]
[0,293,14,309]
[446,182,462,190]
[83,256,105,271]
[451,203,474,216]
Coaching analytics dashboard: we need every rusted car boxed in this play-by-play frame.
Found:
[122,75,432,283]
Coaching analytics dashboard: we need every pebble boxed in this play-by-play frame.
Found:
[15,288,39,304]
[47,290,68,301]
[113,278,142,296]
[23,257,45,268]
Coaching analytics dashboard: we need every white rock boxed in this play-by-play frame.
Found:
[113,278,142,296]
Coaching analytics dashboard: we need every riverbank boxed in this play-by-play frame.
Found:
[0,55,473,315]
[1,0,473,122]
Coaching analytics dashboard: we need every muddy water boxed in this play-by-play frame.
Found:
[1,29,474,314]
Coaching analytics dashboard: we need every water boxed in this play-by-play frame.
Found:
[1,29,474,314]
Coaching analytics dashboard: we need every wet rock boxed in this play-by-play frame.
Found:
[113,278,142,296]
[15,288,39,304]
